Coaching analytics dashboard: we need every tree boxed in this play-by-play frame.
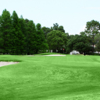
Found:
[47,30,67,52]
[19,17,27,54]
[42,24,65,39]
[94,34,100,52]
[85,20,100,52]
[42,27,52,39]
[52,23,65,32]
[0,16,3,53]
[67,35,92,54]
[52,23,59,30]
[11,11,24,55]
[35,23,48,53]
[0,9,12,54]
[58,26,65,33]
[25,20,36,54]
[80,31,86,36]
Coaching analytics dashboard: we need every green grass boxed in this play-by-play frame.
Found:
[0,54,100,100]
[34,52,63,56]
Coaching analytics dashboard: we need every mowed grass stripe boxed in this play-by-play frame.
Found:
[0,55,100,100]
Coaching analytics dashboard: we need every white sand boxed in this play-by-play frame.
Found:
[44,54,66,56]
[0,54,65,67]
[0,62,19,67]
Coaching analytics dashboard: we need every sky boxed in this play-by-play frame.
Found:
[0,0,100,35]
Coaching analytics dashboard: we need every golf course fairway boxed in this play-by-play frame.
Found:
[0,54,100,100]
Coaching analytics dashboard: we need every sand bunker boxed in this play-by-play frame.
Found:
[0,61,19,67]
[44,54,66,56]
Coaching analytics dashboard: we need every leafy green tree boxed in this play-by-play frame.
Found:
[42,24,65,39]
[80,31,86,36]
[85,20,100,52]
[0,9,12,54]
[52,23,59,30]
[42,27,52,39]
[58,26,65,33]
[95,34,100,52]
[67,35,92,54]
[47,30,67,52]
[80,31,92,44]
[51,23,65,33]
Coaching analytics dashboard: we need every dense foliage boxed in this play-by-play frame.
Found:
[85,20,100,53]
[67,34,92,54]
[0,9,48,55]
[0,9,100,55]
[47,30,67,52]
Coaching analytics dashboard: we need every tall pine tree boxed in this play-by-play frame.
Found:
[11,11,24,55]
[19,16,27,55]
[25,20,36,54]
[35,23,48,53]
[0,9,12,54]
[0,15,3,54]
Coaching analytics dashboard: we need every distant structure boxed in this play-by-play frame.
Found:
[70,50,80,55]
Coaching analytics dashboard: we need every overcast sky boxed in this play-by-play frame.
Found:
[0,0,100,35]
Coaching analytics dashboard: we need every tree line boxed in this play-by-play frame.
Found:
[42,21,100,55]
[0,9,100,55]
[0,9,48,55]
